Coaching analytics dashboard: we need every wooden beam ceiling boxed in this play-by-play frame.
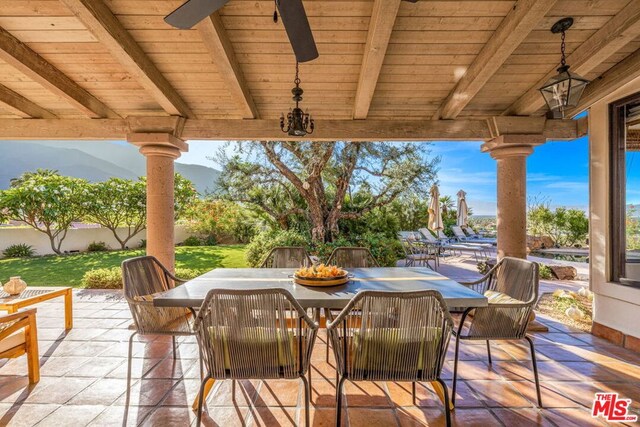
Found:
[505,0,640,116]
[60,0,194,118]
[353,0,402,119]
[0,26,118,119]
[567,47,640,117]
[0,84,56,118]
[0,116,580,142]
[197,13,258,119]
[434,0,556,120]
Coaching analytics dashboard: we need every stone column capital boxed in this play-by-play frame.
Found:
[481,134,544,160]
[127,132,188,160]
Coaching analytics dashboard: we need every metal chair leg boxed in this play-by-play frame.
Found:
[452,336,460,406]
[123,331,137,427]
[232,380,236,400]
[525,335,543,407]
[301,374,311,427]
[336,376,347,427]
[412,382,417,405]
[486,340,492,365]
[196,374,211,426]
[436,378,452,427]
[172,336,177,359]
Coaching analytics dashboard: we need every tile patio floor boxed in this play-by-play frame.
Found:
[1,289,639,427]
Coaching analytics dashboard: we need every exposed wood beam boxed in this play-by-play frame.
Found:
[0,117,580,141]
[353,0,402,119]
[435,0,556,120]
[505,0,640,116]
[0,26,118,119]
[60,0,194,118]
[566,47,640,117]
[197,13,258,119]
[0,84,56,118]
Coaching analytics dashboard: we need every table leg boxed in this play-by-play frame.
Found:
[430,381,454,410]
[191,378,215,412]
[64,289,73,330]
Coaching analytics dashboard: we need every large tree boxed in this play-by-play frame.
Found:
[0,170,86,254]
[217,141,439,242]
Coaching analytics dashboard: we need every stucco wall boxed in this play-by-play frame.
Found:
[0,225,191,257]
[589,77,640,339]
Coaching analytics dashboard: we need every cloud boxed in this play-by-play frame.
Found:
[545,181,589,192]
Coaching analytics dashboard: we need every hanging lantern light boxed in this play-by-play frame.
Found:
[280,62,314,137]
[539,18,589,117]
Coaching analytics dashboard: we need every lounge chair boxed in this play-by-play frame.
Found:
[460,226,497,245]
[451,226,494,247]
[0,309,39,384]
[419,228,490,262]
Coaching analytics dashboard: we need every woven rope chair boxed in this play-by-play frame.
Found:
[327,246,379,268]
[121,256,196,424]
[194,288,318,426]
[453,257,542,407]
[260,246,312,268]
[327,290,454,427]
[401,239,439,270]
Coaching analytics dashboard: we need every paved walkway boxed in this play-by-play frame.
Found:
[1,288,639,426]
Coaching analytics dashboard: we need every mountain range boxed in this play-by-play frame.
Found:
[0,140,220,194]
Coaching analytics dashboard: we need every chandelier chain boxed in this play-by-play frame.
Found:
[294,61,301,86]
[560,30,566,67]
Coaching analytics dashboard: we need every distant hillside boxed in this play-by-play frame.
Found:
[0,141,220,194]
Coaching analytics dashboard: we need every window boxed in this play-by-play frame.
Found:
[610,93,640,287]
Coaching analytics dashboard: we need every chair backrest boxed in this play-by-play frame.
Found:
[491,257,539,303]
[327,290,453,382]
[451,226,467,239]
[465,257,539,340]
[327,247,380,268]
[194,288,318,380]
[121,256,191,335]
[260,246,312,268]
[418,228,438,243]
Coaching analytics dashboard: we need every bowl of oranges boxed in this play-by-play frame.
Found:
[293,264,349,287]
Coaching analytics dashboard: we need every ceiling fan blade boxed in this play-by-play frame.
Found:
[164,0,231,29]
[277,0,319,63]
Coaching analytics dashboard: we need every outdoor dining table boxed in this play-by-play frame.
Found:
[153,266,488,310]
[153,266,487,411]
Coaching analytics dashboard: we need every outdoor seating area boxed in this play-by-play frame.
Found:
[1,283,639,426]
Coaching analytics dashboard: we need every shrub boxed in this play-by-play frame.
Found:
[2,243,35,258]
[82,267,122,289]
[202,235,217,246]
[182,236,202,246]
[539,264,553,280]
[245,230,309,267]
[139,239,146,248]
[87,241,109,252]
[82,266,206,289]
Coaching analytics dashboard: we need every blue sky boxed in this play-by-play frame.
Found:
[180,136,590,216]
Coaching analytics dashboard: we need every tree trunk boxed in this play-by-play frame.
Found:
[48,234,62,255]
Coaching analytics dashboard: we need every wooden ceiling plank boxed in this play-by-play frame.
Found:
[0,26,118,119]
[353,0,402,119]
[197,13,258,119]
[435,0,557,120]
[505,0,640,116]
[0,83,57,118]
[567,47,640,117]
[60,0,194,118]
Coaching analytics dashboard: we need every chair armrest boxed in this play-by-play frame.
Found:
[0,308,37,324]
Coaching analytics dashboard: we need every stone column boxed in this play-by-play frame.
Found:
[127,133,188,272]
[481,135,543,260]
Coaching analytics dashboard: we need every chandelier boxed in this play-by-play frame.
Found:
[280,62,314,137]
[539,17,589,117]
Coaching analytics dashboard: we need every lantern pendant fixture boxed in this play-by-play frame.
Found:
[280,62,314,137]
[539,17,589,118]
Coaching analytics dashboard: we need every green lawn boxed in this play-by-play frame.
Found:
[0,245,247,287]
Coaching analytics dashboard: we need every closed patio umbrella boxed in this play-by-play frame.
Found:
[457,189,468,228]
[428,184,443,232]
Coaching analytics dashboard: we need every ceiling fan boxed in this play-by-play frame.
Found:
[164,0,319,63]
